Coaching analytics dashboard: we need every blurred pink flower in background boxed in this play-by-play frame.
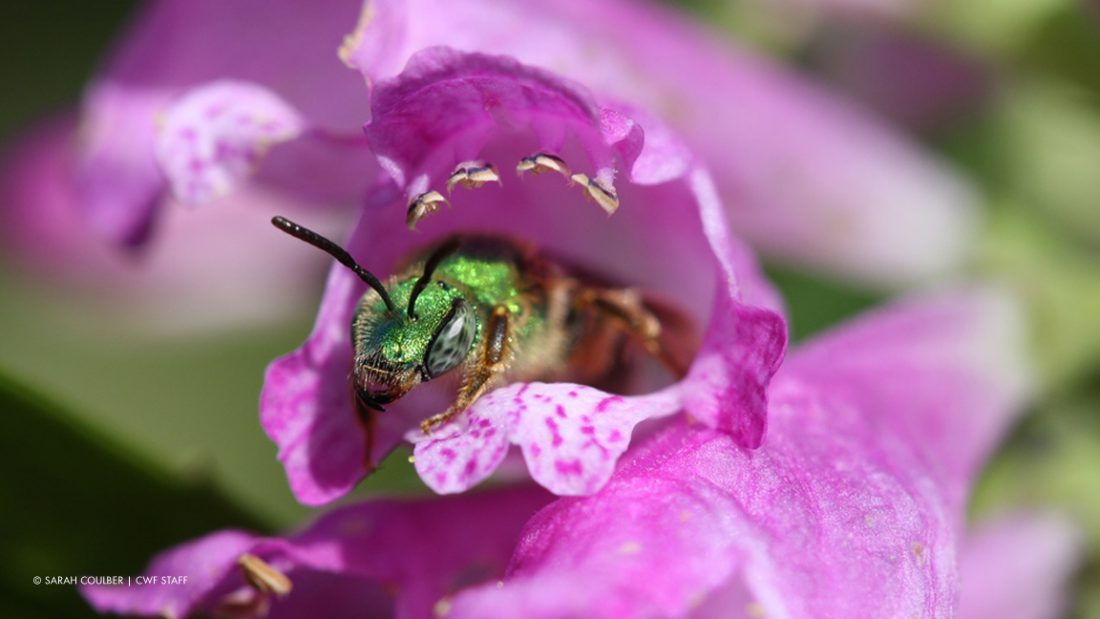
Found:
[0,119,348,331]
[0,0,370,330]
[808,25,994,133]
[68,0,373,244]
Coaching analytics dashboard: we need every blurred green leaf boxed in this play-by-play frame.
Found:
[0,372,267,619]
[997,82,1100,247]
[0,1,138,139]
[1018,5,1100,102]
[980,208,1100,391]
[922,0,1070,55]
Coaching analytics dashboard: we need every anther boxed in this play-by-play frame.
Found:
[446,161,501,193]
[238,553,293,597]
[570,173,620,215]
[406,190,449,230]
[516,153,571,179]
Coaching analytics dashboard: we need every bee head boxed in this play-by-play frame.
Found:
[271,217,472,411]
[352,276,477,409]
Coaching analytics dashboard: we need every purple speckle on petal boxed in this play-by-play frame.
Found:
[545,417,563,447]
[596,396,624,413]
[441,448,457,463]
[555,405,567,419]
[608,430,623,443]
[514,384,531,404]
[554,459,583,476]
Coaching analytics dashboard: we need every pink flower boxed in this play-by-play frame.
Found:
[0,0,376,330]
[85,291,1074,618]
[0,119,348,332]
[260,48,787,504]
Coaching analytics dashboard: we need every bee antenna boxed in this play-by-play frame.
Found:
[271,216,398,314]
[407,237,462,319]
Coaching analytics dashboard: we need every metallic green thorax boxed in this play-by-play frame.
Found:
[354,252,532,366]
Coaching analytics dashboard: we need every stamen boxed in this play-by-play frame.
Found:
[516,153,571,179]
[237,553,293,597]
[570,173,620,215]
[406,190,449,230]
[446,161,501,193]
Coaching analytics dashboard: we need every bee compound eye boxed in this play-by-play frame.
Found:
[424,301,476,378]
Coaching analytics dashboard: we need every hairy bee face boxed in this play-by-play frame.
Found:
[351,280,478,409]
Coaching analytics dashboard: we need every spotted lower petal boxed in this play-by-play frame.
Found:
[410,383,682,495]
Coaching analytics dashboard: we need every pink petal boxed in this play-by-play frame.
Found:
[445,290,1031,618]
[156,81,304,205]
[260,328,365,506]
[342,0,977,286]
[0,118,345,332]
[680,171,787,447]
[365,48,635,200]
[783,287,1032,512]
[411,383,682,495]
[82,489,551,619]
[959,513,1082,619]
[76,84,167,245]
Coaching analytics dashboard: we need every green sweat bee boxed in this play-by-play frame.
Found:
[272,216,693,433]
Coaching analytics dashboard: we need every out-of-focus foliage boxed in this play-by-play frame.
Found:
[0,372,265,619]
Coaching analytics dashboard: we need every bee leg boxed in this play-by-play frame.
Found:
[420,305,512,433]
[578,288,695,378]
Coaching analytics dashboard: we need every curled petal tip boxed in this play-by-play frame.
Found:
[570,173,620,215]
[445,161,501,193]
[516,153,571,179]
[406,190,449,230]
